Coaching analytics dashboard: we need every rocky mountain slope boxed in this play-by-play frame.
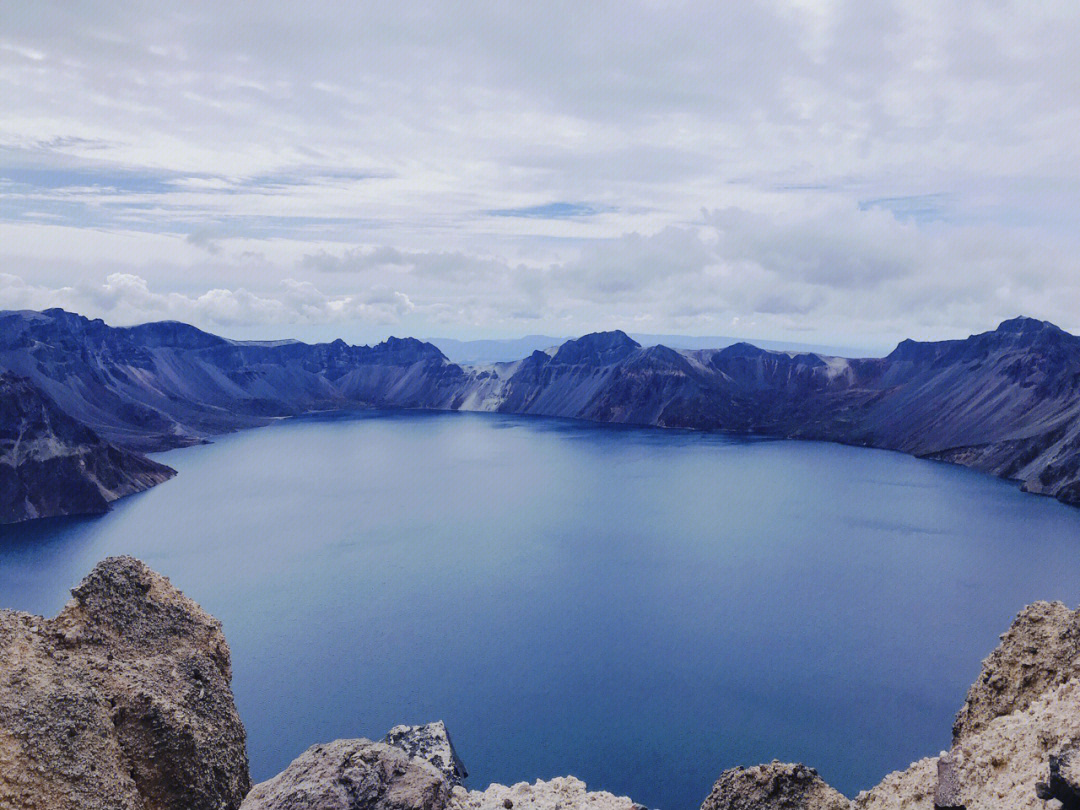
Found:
[5,308,1080,521]
[0,373,174,522]
[2,556,1078,809]
[0,309,467,453]
[457,317,1080,505]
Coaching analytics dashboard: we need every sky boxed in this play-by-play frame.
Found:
[2,1,1079,350]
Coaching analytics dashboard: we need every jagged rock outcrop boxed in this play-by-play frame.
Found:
[953,601,1080,741]
[385,721,468,787]
[0,556,250,810]
[856,675,1080,809]
[240,739,450,810]
[0,373,174,522]
[709,601,1080,810]
[449,776,638,810]
[4,554,1079,810]
[699,762,850,810]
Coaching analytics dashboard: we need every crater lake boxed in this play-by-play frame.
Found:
[2,410,1079,809]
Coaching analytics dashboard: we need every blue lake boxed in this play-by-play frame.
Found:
[2,410,1079,809]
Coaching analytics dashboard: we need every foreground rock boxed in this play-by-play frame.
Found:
[700,762,850,810]
[385,721,469,787]
[952,600,1080,741]
[450,776,638,810]
[706,601,1080,810]
[0,556,249,810]
[249,732,637,810]
[241,739,449,810]
[856,675,1080,809]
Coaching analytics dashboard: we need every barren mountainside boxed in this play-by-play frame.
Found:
[0,373,174,523]
[4,307,1080,521]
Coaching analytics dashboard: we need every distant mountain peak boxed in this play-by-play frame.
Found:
[717,341,769,359]
[376,336,448,363]
[994,316,1063,335]
[551,330,641,365]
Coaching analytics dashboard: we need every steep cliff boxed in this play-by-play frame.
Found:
[0,373,174,522]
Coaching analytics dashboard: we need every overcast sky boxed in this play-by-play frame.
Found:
[2,2,1079,349]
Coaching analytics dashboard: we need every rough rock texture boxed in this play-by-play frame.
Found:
[1045,744,1080,808]
[699,762,850,810]
[241,739,450,810]
[932,749,963,809]
[449,776,637,810]
[0,373,174,523]
[952,601,1080,741]
[856,677,1080,809]
[0,556,250,810]
[385,721,469,787]
[713,602,1080,810]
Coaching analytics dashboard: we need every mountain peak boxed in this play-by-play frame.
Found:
[994,316,1061,335]
[551,330,640,365]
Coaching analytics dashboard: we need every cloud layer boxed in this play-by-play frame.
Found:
[2,2,1079,346]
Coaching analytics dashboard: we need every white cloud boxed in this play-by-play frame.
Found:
[1,2,1079,345]
[0,272,414,329]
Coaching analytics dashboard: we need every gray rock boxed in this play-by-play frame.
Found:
[241,739,450,810]
[699,761,851,810]
[933,749,964,809]
[0,555,250,810]
[384,721,468,787]
[1046,745,1080,810]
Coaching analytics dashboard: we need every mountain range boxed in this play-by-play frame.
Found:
[3,307,1080,522]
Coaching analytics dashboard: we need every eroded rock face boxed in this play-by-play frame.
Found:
[241,739,450,810]
[385,721,469,787]
[0,555,250,810]
[952,601,1080,741]
[699,762,851,810]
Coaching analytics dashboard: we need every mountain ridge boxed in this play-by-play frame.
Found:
[4,308,1080,521]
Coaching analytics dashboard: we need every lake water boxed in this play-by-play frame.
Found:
[2,410,1079,809]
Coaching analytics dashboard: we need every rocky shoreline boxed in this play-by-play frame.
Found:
[1,556,1078,809]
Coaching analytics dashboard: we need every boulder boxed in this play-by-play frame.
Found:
[385,721,469,787]
[699,761,850,810]
[241,739,450,810]
[952,601,1080,741]
[0,555,250,810]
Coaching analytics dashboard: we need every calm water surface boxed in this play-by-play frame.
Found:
[2,411,1079,809]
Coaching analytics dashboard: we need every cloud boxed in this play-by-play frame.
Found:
[0,273,414,329]
[1,2,1079,345]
